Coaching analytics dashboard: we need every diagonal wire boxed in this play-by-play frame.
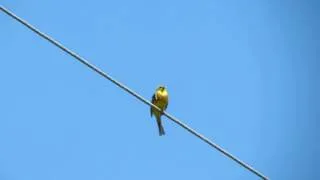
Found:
[1,6,268,180]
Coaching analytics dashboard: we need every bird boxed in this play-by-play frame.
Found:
[151,86,169,136]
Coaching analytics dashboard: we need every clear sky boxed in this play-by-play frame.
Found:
[1,1,319,179]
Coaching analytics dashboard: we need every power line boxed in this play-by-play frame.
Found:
[1,6,268,180]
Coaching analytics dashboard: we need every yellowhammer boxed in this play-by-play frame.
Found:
[151,86,169,136]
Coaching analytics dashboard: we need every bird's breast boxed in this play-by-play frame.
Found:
[156,91,168,101]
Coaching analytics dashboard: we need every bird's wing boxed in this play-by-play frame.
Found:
[164,99,168,110]
[150,94,156,117]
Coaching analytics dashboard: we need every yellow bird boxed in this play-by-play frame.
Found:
[151,86,169,136]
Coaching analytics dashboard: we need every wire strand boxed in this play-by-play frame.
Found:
[1,6,268,180]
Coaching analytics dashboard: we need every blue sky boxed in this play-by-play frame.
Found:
[1,1,319,179]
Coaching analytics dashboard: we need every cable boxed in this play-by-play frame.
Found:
[1,6,268,180]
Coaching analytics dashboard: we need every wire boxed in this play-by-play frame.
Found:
[1,6,268,180]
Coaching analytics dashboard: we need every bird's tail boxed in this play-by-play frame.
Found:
[156,116,165,136]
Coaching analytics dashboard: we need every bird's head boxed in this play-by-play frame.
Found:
[157,85,166,92]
